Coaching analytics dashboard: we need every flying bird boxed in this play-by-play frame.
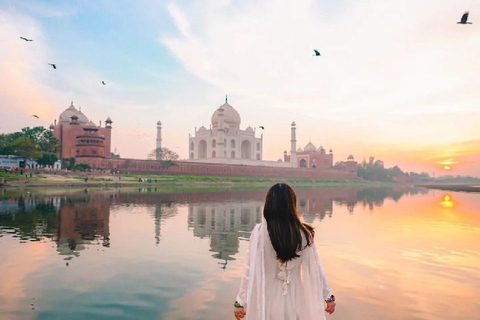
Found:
[457,11,472,24]
[20,37,33,41]
[32,115,39,119]
[259,126,265,130]
[313,49,321,56]
[48,63,56,69]
[102,81,106,85]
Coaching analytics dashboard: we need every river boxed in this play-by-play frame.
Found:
[0,186,479,320]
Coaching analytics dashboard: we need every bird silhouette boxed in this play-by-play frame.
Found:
[102,81,106,85]
[259,126,265,130]
[48,63,57,69]
[313,49,321,56]
[32,115,39,119]
[20,37,33,42]
[457,11,472,24]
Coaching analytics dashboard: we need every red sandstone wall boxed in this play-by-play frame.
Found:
[77,157,358,180]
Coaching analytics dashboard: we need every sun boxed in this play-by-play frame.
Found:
[442,165,452,171]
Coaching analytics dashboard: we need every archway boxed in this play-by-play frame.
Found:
[299,159,307,168]
[241,140,251,159]
[199,140,207,158]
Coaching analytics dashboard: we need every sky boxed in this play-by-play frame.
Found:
[0,0,479,176]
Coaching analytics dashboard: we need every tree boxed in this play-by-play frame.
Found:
[147,147,179,169]
[148,147,179,161]
[21,127,59,153]
[9,136,42,167]
[0,127,59,166]
[37,152,58,166]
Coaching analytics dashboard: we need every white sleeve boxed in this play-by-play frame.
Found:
[312,243,333,300]
[235,224,259,307]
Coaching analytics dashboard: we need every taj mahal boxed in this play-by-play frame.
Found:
[154,97,353,170]
[187,96,266,164]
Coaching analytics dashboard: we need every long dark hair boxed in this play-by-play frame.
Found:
[263,183,314,262]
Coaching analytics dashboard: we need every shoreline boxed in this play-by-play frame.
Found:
[415,184,480,193]
[0,171,401,190]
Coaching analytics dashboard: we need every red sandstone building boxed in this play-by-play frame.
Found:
[51,102,113,167]
[284,142,333,169]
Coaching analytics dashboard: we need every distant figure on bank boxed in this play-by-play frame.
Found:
[233,183,336,320]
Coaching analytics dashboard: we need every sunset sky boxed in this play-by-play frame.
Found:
[1,0,479,176]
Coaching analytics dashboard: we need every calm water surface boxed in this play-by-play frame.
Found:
[0,186,479,320]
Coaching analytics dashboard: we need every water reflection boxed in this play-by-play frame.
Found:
[0,186,428,258]
[1,186,478,320]
[439,194,456,208]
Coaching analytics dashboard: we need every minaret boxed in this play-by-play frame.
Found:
[156,121,162,160]
[290,122,297,167]
[217,106,225,158]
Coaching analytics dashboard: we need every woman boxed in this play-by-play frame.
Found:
[233,183,336,320]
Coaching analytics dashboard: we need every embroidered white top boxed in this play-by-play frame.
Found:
[236,223,332,320]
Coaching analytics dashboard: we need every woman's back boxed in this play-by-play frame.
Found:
[263,224,308,320]
[234,183,335,320]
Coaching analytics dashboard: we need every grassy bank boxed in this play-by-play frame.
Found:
[0,171,400,190]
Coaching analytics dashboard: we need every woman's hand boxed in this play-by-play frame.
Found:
[325,301,336,314]
[234,307,246,319]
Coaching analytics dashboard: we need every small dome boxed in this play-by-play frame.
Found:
[329,149,333,153]
[157,121,162,125]
[304,142,316,152]
[198,125,207,132]
[277,158,283,162]
[318,146,325,153]
[59,101,78,123]
[49,124,55,130]
[105,117,112,123]
[348,154,355,160]
[211,102,241,128]
[296,147,303,152]
[246,126,254,133]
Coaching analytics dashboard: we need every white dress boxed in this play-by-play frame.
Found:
[236,223,332,320]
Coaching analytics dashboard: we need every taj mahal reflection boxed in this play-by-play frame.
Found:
[188,201,263,262]
[0,186,427,265]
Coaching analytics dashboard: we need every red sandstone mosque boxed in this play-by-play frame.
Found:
[52,100,357,179]
[51,101,113,168]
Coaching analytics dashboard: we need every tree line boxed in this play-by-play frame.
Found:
[355,157,430,182]
[0,126,60,166]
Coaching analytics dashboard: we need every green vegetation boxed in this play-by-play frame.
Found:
[0,126,60,166]
[356,157,430,182]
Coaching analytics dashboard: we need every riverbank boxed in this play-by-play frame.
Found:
[416,183,480,193]
[0,171,398,190]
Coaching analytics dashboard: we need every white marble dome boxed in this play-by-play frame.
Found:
[211,102,241,128]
